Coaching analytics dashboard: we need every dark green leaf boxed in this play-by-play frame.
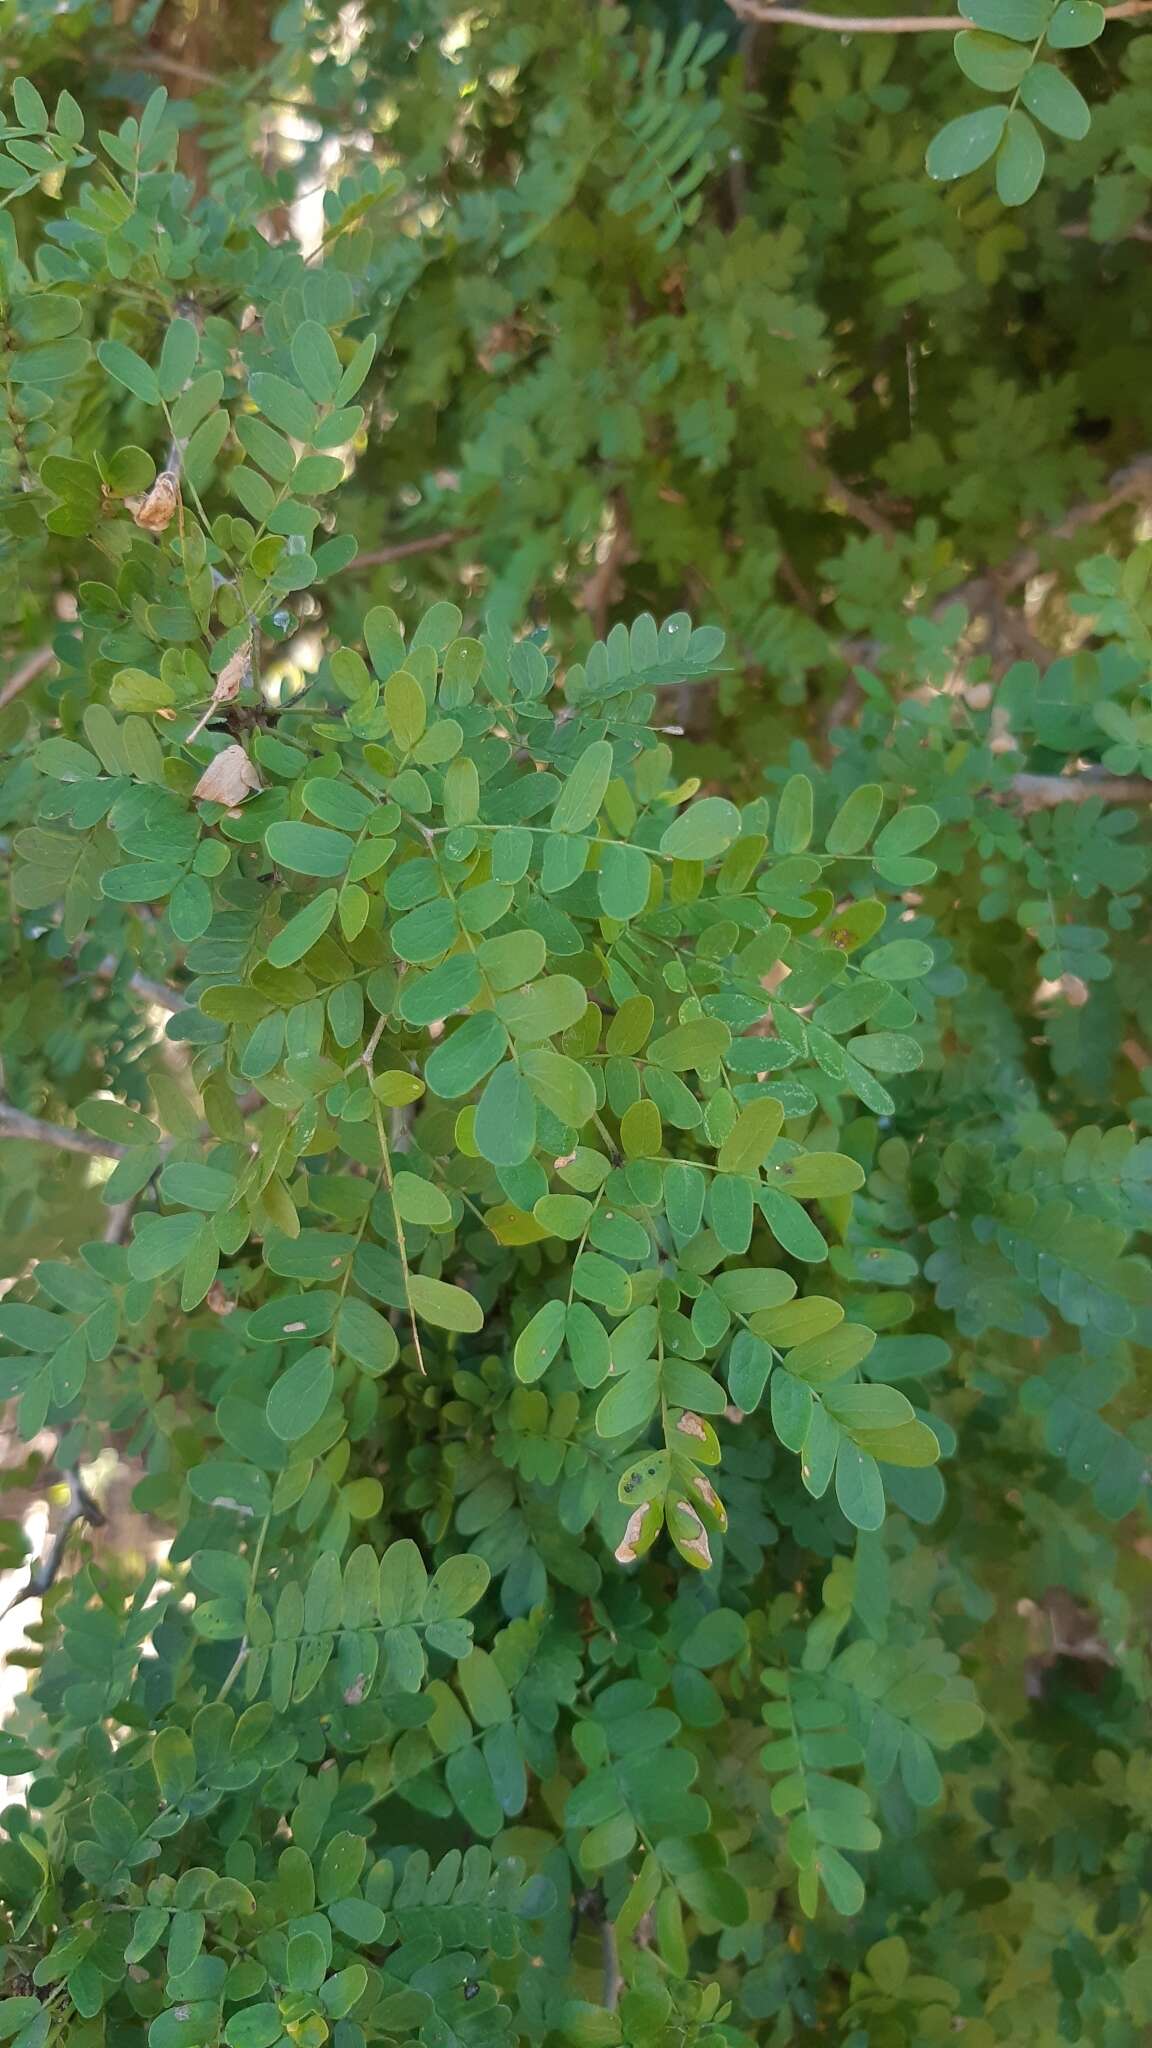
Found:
[925,106,1008,180]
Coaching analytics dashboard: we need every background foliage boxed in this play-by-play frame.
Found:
[0,2,1150,2046]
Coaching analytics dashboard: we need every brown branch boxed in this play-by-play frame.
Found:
[347,529,474,572]
[0,1106,128,1159]
[819,465,897,542]
[92,960,187,1013]
[997,454,1152,596]
[726,23,763,221]
[816,449,1151,582]
[777,549,818,614]
[1061,220,1152,244]
[0,647,55,713]
[102,1200,137,1245]
[125,51,230,88]
[119,49,323,118]
[837,451,1152,671]
[130,973,186,1013]
[727,0,1152,27]
[0,1077,265,1212]
[601,1923,623,2014]
[1009,771,1152,809]
[0,49,227,88]
[582,496,634,640]
[730,4,962,25]
[0,1470,107,1621]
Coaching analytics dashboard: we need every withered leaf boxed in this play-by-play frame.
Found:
[193,743,262,806]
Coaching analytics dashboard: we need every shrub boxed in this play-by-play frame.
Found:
[0,19,1150,2048]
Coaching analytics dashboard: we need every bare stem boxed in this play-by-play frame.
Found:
[216,1513,271,1703]
[92,961,187,1012]
[0,1470,106,1622]
[347,529,474,572]
[727,0,1152,28]
[363,1021,426,1376]
[1060,219,1152,244]
[601,1922,623,2012]
[1008,771,1152,809]
[0,1106,127,1159]
[0,646,55,712]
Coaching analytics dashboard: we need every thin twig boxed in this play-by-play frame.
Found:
[0,1470,106,1621]
[216,1513,270,1703]
[120,50,323,116]
[601,1923,623,2013]
[347,529,475,572]
[125,51,232,88]
[819,464,897,541]
[582,495,634,640]
[102,1200,137,1245]
[0,1106,128,1159]
[727,0,1152,28]
[1008,771,1152,809]
[1060,220,1152,244]
[363,1019,426,1376]
[726,24,762,220]
[93,960,187,1012]
[997,454,1152,594]
[128,973,186,1013]
[0,646,55,712]
[833,449,1152,691]
[0,1076,263,1168]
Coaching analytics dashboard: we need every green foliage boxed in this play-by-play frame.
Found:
[0,11,1149,2048]
[928,0,1103,202]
